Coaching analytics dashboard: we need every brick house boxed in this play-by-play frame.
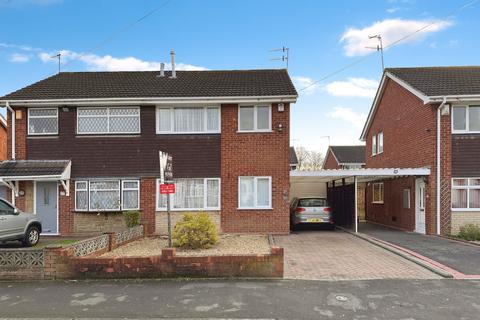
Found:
[361,66,480,235]
[322,145,365,169]
[0,68,297,236]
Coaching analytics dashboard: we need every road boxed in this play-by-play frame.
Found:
[0,279,479,319]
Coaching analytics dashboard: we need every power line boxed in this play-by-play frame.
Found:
[298,0,479,93]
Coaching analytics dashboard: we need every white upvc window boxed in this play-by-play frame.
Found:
[372,182,384,204]
[452,178,480,210]
[452,105,480,133]
[77,107,140,134]
[156,178,221,211]
[156,106,220,134]
[377,131,384,154]
[75,179,139,211]
[403,188,411,209]
[238,176,272,209]
[372,135,377,156]
[28,108,58,135]
[238,105,272,132]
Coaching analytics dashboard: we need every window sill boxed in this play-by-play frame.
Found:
[156,132,220,135]
[76,134,141,137]
[451,208,480,212]
[237,207,273,210]
[236,130,273,134]
[156,208,221,212]
[27,134,58,138]
[372,202,384,205]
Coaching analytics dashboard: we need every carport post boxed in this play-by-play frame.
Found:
[354,176,358,233]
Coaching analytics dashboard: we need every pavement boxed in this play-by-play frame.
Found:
[359,223,480,276]
[0,279,479,319]
[274,230,439,280]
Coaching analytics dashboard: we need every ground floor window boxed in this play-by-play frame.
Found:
[156,178,220,211]
[403,188,411,209]
[372,182,384,204]
[238,176,272,209]
[452,178,480,210]
[75,179,139,211]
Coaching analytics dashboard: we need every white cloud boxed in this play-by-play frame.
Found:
[325,77,378,98]
[386,7,400,13]
[38,50,208,71]
[327,107,367,129]
[9,53,30,63]
[340,18,453,57]
[291,76,319,95]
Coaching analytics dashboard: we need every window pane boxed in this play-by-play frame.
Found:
[469,189,480,208]
[372,135,377,155]
[453,106,467,131]
[452,189,467,208]
[403,189,410,209]
[29,108,57,117]
[206,179,219,208]
[123,190,138,209]
[239,107,254,131]
[453,179,468,186]
[174,108,204,132]
[157,193,167,209]
[174,179,204,209]
[470,179,480,186]
[89,191,120,210]
[78,108,108,116]
[109,116,140,133]
[123,181,139,189]
[29,117,57,134]
[239,177,254,207]
[78,117,108,133]
[378,132,384,153]
[157,108,171,132]
[256,106,270,130]
[90,181,119,190]
[109,108,139,116]
[469,106,480,131]
[206,108,220,131]
[76,190,88,210]
[257,178,270,207]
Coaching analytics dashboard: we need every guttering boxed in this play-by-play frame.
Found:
[436,97,447,235]
[0,95,298,107]
[428,94,480,102]
[5,101,15,160]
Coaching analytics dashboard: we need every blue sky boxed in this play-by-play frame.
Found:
[1,0,478,154]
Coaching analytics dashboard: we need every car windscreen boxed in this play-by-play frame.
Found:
[298,198,328,207]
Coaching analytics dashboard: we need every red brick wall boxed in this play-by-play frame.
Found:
[220,103,290,234]
[322,149,341,169]
[0,122,7,160]
[59,182,74,234]
[140,177,156,235]
[363,78,450,234]
[7,107,27,160]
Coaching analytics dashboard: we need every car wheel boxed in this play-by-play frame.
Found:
[23,226,40,247]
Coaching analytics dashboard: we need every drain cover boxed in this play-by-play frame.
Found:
[335,295,348,302]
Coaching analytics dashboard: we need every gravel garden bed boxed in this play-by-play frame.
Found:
[100,234,271,258]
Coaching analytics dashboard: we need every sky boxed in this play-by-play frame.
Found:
[0,0,479,154]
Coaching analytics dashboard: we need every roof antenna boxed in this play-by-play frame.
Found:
[366,35,384,71]
[269,46,289,69]
[51,53,61,74]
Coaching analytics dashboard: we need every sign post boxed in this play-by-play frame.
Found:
[159,151,174,247]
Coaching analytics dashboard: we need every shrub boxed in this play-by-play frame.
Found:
[457,224,480,241]
[173,212,218,249]
[123,210,141,228]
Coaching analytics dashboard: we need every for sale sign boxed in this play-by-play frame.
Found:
[159,183,176,194]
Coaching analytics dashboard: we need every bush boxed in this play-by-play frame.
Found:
[457,224,480,241]
[173,212,218,249]
[123,210,141,228]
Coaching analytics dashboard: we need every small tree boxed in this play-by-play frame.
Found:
[123,211,141,228]
[173,212,218,249]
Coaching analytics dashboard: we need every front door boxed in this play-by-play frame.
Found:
[415,178,426,234]
[36,181,58,234]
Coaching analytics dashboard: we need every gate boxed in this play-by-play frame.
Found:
[327,183,355,228]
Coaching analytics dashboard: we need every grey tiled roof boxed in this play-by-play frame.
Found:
[0,160,70,177]
[0,69,297,100]
[290,147,298,165]
[387,66,480,97]
[330,146,365,164]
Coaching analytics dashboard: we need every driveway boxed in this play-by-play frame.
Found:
[274,231,439,280]
[359,223,480,276]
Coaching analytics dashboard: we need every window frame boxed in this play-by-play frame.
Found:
[76,106,141,135]
[377,131,384,154]
[372,135,377,156]
[155,106,221,134]
[121,180,140,210]
[451,178,480,211]
[238,176,272,210]
[237,105,272,133]
[156,178,221,211]
[403,188,411,209]
[27,107,59,136]
[452,105,480,134]
[372,182,384,204]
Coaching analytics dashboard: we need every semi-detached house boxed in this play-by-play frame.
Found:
[0,69,297,236]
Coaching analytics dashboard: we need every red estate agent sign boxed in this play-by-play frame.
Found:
[159,183,176,194]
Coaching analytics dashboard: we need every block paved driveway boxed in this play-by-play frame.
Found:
[274,230,440,280]
[359,223,480,276]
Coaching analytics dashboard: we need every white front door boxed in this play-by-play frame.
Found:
[415,178,426,234]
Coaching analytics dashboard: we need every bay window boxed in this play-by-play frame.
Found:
[75,179,139,211]
[238,176,272,209]
[238,105,271,132]
[77,107,140,134]
[452,178,480,210]
[156,178,220,210]
[452,105,480,133]
[28,108,58,135]
[372,182,384,204]
[156,106,220,133]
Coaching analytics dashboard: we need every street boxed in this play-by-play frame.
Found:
[0,279,479,319]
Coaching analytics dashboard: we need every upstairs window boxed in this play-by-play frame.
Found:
[372,135,377,155]
[28,108,58,135]
[453,105,480,133]
[238,105,271,132]
[372,131,383,155]
[77,107,140,134]
[156,106,220,134]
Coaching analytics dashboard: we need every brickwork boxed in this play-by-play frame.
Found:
[220,103,290,234]
[322,150,341,169]
[0,121,7,160]
[59,182,74,234]
[155,211,221,235]
[140,177,156,235]
[73,212,125,235]
[7,107,26,160]
[451,211,480,234]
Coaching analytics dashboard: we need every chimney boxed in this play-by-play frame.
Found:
[170,50,176,78]
[158,62,165,77]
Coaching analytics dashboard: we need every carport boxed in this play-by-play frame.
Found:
[290,168,431,233]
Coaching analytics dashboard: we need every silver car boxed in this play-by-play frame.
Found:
[290,197,334,229]
[0,198,42,247]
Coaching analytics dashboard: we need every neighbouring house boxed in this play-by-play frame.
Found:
[322,145,366,169]
[0,115,8,199]
[0,67,297,236]
[361,66,480,235]
[290,147,298,170]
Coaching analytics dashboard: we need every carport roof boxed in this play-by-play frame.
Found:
[290,168,431,183]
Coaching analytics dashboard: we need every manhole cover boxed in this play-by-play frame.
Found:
[336,295,348,302]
